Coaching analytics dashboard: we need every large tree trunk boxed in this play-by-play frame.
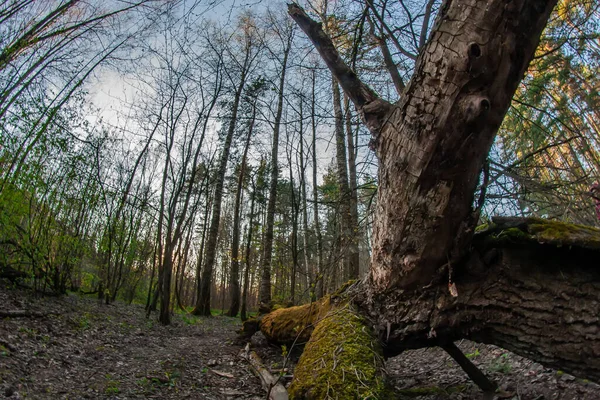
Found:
[290,0,558,292]
[274,0,598,397]
[369,217,600,377]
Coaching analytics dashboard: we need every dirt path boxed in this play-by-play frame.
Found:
[0,288,265,399]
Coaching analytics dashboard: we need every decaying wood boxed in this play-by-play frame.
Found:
[240,343,288,400]
[259,296,332,345]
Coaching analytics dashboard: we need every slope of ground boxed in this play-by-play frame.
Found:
[0,286,264,399]
[1,285,598,399]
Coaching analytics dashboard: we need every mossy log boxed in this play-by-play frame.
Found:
[480,216,600,250]
[258,282,357,345]
[258,218,600,397]
[288,305,389,399]
[259,296,332,345]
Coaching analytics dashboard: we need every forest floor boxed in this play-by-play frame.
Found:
[0,285,598,400]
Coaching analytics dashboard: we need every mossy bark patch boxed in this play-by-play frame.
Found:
[288,305,388,399]
[260,297,332,345]
[528,219,600,250]
[476,217,600,251]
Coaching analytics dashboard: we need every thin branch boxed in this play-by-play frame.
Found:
[419,0,436,51]
[364,0,417,60]
[366,12,404,94]
[287,3,379,109]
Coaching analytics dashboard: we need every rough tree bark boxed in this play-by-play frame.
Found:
[253,0,600,397]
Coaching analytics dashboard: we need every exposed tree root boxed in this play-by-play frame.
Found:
[442,342,496,393]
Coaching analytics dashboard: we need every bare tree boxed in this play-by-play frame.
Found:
[258,11,295,313]
[194,18,259,316]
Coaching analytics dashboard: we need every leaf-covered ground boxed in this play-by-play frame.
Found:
[0,287,264,399]
[1,285,598,399]
[387,342,599,399]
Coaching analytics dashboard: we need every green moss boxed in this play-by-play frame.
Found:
[496,227,531,241]
[260,296,331,344]
[475,222,492,233]
[289,306,389,399]
[476,217,600,251]
[528,219,600,249]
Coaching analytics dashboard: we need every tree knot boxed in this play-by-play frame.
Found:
[459,94,491,126]
[362,99,393,152]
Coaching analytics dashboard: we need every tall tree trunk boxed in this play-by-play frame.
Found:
[258,35,292,313]
[311,69,324,300]
[157,107,178,324]
[344,96,361,276]
[193,178,213,309]
[332,79,356,280]
[298,96,312,300]
[193,43,252,316]
[227,101,257,317]
[158,243,174,324]
[240,178,257,321]
[287,132,299,305]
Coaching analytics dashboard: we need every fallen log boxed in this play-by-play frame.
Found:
[257,218,600,397]
[288,304,390,399]
[240,343,288,400]
[366,217,600,382]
